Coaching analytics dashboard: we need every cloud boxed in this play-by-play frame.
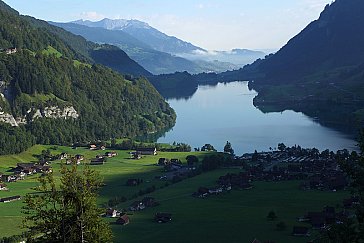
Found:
[79,11,105,21]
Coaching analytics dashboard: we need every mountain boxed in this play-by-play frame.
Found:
[72,18,205,55]
[214,0,364,132]
[49,22,208,74]
[0,1,175,154]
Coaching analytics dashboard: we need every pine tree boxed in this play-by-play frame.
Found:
[23,164,112,242]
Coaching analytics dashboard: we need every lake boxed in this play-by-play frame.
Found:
[157,81,357,155]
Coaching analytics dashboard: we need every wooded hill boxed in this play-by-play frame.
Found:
[0,1,175,155]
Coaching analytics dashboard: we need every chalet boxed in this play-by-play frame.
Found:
[16,163,36,172]
[129,201,145,211]
[90,157,106,165]
[155,212,172,223]
[106,209,119,218]
[59,153,68,160]
[131,152,142,160]
[0,183,8,191]
[105,151,118,158]
[292,226,310,237]
[136,148,157,156]
[35,165,52,174]
[126,178,142,186]
[75,154,84,163]
[2,174,17,183]
[208,187,223,194]
[0,195,21,203]
[89,144,97,150]
[116,214,130,225]
[158,158,169,166]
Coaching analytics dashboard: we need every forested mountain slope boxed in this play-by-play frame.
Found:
[0,1,175,155]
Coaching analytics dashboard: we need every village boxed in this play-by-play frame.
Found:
[0,142,358,241]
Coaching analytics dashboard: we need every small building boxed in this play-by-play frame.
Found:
[136,148,157,156]
[0,183,8,191]
[105,151,118,158]
[292,226,310,237]
[89,144,97,150]
[106,209,119,218]
[0,195,21,203]
[158,158,169,166]
[129,201,145,211]
[116,214,130,225]
[59,153,68,160]
[155,212,172,223]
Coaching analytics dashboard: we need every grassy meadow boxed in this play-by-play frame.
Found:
[0,145,350,243]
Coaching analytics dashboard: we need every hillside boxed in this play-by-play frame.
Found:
[51,22,238,75]
[73,18,205,55]
[205,0,364,132]
[0,1,175,155]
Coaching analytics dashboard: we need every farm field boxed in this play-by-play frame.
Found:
[0,145,350,242]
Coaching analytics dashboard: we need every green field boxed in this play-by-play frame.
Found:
[0,145,350,242]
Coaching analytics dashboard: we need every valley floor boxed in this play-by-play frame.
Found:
[0,145,349,243]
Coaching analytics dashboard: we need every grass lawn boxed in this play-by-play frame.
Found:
[0,145,350,242]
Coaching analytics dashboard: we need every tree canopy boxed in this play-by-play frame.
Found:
[23,164,112,242]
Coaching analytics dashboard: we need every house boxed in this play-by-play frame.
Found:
[155,212,172,223]
[16,163,36,173]
[105,151,118,158]
[59,153,68,160]
[129,201,145,211]
[75,154,84,164]
[100,146,106,151]
[158,158,169,166]
[0,195,21,203]
[106,209,119,218]
[292,226,310,236]
[0,183,8,191]
[116,214,130,225]
[136,148,157,156]
[89,144,97,150]
[131,152,142,160]
[2,175,17,183]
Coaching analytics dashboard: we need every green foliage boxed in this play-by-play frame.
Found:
[223,141,234,156]
[0,123,35,154]
[201,144,217,152]
[0,49,175,155]
[23,164,113,242]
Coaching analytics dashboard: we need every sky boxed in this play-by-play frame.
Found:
[3,0,333,51]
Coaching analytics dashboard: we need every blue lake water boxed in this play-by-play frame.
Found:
[157,81,357,155]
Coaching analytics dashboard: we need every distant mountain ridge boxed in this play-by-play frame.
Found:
[72,18,205,55]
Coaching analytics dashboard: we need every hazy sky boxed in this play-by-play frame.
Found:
[3,0,333,51]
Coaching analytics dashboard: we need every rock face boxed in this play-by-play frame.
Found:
[39,106,79,119]
[0,112,18,126]
[0,105,79,127]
